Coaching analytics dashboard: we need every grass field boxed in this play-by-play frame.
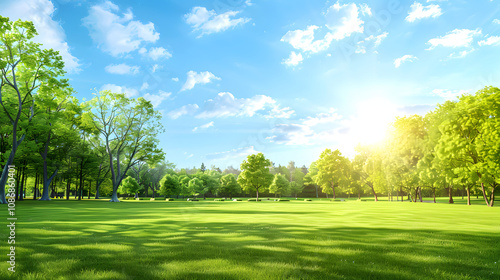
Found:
[0,198,499,279]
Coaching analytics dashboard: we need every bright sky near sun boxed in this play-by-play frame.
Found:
[1,0,499,169]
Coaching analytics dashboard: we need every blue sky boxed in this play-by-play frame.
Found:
[2,0,500,169]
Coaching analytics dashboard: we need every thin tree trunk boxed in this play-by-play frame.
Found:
[331,182,336,199]
[489,188,495,207]
[19,167,25,201]
[34,173,38,200]
[315,186,318,198]
[433,189,436,203]
[448,186,454,204]
[466,187,471,205]
[66,177,70,200]
[419,187,422,202]
[480,183,489,206]
[88,181,91,199]
[256,188,259,201]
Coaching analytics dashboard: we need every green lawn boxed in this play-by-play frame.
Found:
[0,199,499,279]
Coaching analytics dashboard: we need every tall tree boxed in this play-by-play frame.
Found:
[0,17,65,203]
[314,149,350,199]
[237,153,273,201]
[269,173,290,198]
[85,90,164,202]
[220,173,241,199]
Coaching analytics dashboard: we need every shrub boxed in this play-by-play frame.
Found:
[214,199,224,201]
[277,199,290,202]
[247,198,261,201]
[232,199,242,201]
[187,198,199,201]
[165,198,174,201]
[304,199,312,201]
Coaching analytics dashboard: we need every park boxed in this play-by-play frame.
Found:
[1,1,500,279]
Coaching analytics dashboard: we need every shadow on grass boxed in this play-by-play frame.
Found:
[0,200,498,279]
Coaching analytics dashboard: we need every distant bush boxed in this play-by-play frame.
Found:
[233,199,242,201]
[277,199,290,202]
[247,198,261,201]
[165,198,174,201]
[214,199,224,201]
[187,198,199,201]
[304,199,312,201]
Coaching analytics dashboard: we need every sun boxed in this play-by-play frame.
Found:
[349,98,398,146]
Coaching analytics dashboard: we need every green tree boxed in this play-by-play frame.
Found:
[220,173,241,198]
[314,149,350,199]
[269,173,290,197]
[159,174,180,197]
[188,177,206,198]
[0,17,66,203]
[237,153,273,201]
[119,176,142,197]
[85,90,164,202]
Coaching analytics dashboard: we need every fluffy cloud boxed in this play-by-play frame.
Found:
[478,36,500,46]
[185,6,250,37]
[493,19,500,24]
[264,105,295,119]
[143,90,171,107]
[205,146,259,161]
[356,32,388,54]
[406,2,442,22]
[167,104,199,119]
[432,89,469,100]
[447,49,475,59]
[267,110,341,145]
[101,84,139,97]
[105,63,140,75]
[140,82,149,91]
[1,0,80,73]
[83,1,160,56]
[139,47,172,60]
[196,92,276,118]
[192,121,214,132]
[324,2,365,40]
[427,28,481,49]
[172,77,179,82]
[394,55,417,68]
[180,71,221,91]
[281,26,333,53]
[282,51,303,66]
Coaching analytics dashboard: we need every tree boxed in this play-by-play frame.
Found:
[304,162,319,198]
[289,181,304,198]
[0,17,66,203]
[200,162,206,173]
[84,90,164,202]
[119,176,142,197]
[159,174,180,197]
[269,174,290,197]
[237,153,273,201]
[314,149,350,199]
[187,177,205,198]
[220,173,241,198]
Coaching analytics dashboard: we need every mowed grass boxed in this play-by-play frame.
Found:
[0,199,499,280]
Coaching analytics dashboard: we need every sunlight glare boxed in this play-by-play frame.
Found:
[350,98,398,145]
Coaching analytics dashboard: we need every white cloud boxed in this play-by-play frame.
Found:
[83,1,160,57]
[478,36,500,46]
[105,63,140,75]
[167,104,199,119]
[394,55,417,68]
[196,92,276,118]
[140,82,149,90]
[192,121,214,132]
[359,3,372,16]
[143,90,171,107]
[180,71,221,91]
[205,146,259,161]
[172,77,179,82]
[151,64,161,73]
[324,2,365,40]
[356,32,388,54]
[493,19,500,24]
[267,109,341,145]
[142,47,172,60]
[264,105,295,119]
[447,49,475,59]
[282,51,303,66]
[406,2,442,22]
[281,25,333,53]
[427,28,481,49]
[185,6,250,37]
[245,0,253,6]
[1,0,81,73]
[101,84,139,97]
[432,89,469,100]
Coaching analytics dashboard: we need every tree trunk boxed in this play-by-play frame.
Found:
[95,180,100,199]
[489,188,495,207]
[66,177,70,200]
[315,186,318,198]
[34,173,38,200]
[256,188,259,201]
[0,131,25,204]
[19,167,25,201]
[88,181,91,199]
[448,186,454,204]
[368,183,378,202]
[466,187,471,206]
[110,191,120,202]
[331,182,336,199]
[419,187,422,202]
[433,189,436,203]
[480,183,489,206]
